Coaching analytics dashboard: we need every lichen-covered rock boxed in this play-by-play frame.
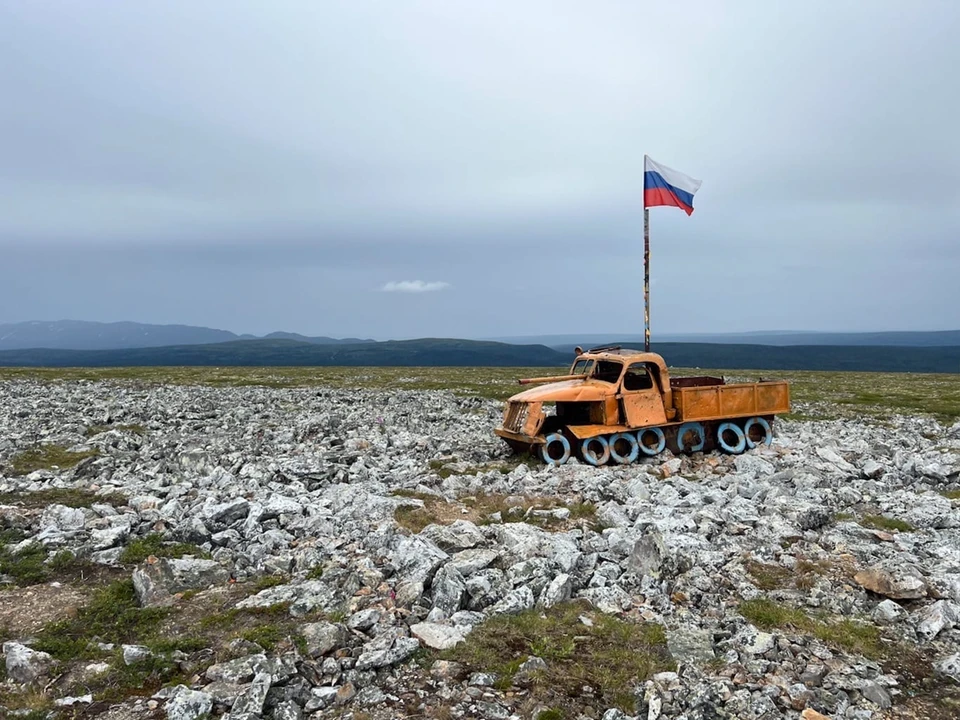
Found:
[2,641,54,683]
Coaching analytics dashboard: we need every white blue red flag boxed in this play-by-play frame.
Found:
[644,155,702,216]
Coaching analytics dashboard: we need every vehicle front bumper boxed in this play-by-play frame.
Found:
[494,428,544,445]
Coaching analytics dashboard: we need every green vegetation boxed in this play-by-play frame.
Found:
[118,533,211,564]
[745,557,834,592]
[33,579,169,660]
[305,565,324,580]
[0,544,91,587]
[444,600,672,713]
[859,515,915,533]
[0,527,27,544]
[6,445,99,477]
[392,490,599,534]
[0,487,125,509]
[252,574,289,591]
[941,489,960,500]
[85,423,146,437]
[0,543,49,586]
[740,597,884,659]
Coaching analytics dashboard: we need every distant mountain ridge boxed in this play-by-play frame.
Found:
[0,338,958,373]
[490,331,960,348]
[0,338,566,368]
[0,321,373,351]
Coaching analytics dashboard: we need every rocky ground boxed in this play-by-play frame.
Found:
[2,379,960,720]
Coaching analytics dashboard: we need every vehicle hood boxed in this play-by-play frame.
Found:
[509,379,614,403]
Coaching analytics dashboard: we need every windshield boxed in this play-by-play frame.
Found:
[592,360,623,383]
[571,359,593,375]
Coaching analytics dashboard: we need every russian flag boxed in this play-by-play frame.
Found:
[644,155,702,216]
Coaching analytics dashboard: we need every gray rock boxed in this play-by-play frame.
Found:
[40,504,86,532]
[202,681,246,706]
[448,548,499,576]
[347,608,381,632]
[873,599,907,624]
[914,599,958,640]
[164,686,213,720]
[488,585,535,615]
[411,622,468,650]
[355,637,420,670]
[666,626,715,665]
[431,563,467,615]
[421,519,485,552]
[301,621,345,657]
[935,652,960,682]
[227,671,273,717]
[271,700,303,720]
[201,497,250,526]
[626,530,666,578]
[304,687,339,712]
[538,573,572,607]
[861,680,892,709]
[2,641,54,683]
[133,556,230,606]
[121,644,152,665]
[206,654,270,684]
[466,568,510,611]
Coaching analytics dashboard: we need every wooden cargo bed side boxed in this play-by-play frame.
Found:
[674,381,790,422]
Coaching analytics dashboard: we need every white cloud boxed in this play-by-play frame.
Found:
[381,280,451,293]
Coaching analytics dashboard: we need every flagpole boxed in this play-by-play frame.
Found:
[643,206,650,353]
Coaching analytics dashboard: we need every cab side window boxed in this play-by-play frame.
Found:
[623,363,653,391]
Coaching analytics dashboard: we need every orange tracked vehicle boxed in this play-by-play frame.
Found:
[495,345,790,465]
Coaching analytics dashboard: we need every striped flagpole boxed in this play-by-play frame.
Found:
[643,205,650,353]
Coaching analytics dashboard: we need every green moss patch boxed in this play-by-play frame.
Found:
[7,445,99,477]
[740,597,884,659]
[118,533,210,564]
[443,600,673,713]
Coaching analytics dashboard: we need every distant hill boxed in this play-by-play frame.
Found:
[263,332,375,345]
[0,338,958,373]
[0,320,242,351]
[491,331,960,348]
[0,338,568,368]
[0,321,373,351]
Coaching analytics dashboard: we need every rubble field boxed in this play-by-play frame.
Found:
[2,372,960,720]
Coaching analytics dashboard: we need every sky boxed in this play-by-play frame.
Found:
[1,1,959,340]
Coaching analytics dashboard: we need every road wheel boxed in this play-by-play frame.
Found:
[580,436,611,466]
[540,433,571,466]
[717,422,747,454]
[609,432,639,464]
[637,427,666,456]
[676,422,705,453]
[744,417,772,448]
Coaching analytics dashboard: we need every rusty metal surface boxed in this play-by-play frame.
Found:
[494,427,545,444]
[518,374,587,385]
[673,381,790,422]
[568,423,629,440]
[620,388,668,427]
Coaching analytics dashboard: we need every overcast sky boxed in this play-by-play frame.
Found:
[2,1,958,339]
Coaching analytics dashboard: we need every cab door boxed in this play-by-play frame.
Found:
[618,362,667,428]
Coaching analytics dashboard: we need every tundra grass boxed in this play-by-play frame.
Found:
[1,366,958,421]
[6,445,99,477]
[118,533,212,564]
[443,599,672,713]
[0,487,126,509]
[740,597,884,659]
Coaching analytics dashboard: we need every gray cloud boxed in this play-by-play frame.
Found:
[1,1,958,338]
